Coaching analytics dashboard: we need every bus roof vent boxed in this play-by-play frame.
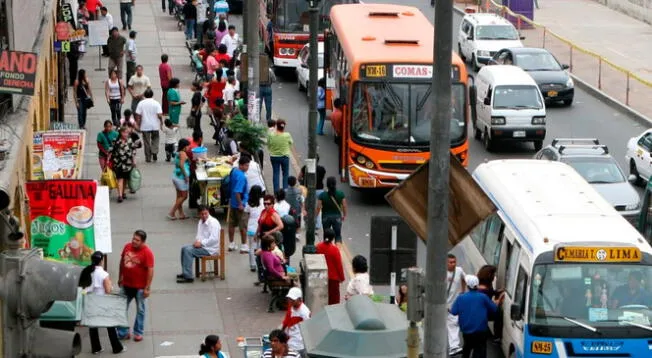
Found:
[362,36,376,41]
[401,11,415,16]
[384,39,419,46]
[368,11,400,18]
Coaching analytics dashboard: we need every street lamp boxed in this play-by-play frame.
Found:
[303,0,320,254]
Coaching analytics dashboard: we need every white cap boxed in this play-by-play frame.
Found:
[465,275,479,289]
[286,287,303,300]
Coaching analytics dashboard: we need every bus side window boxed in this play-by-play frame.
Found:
[483,214,504,266]
[505,242,521,295]
[513,266,528,320]
[470,219,488,252]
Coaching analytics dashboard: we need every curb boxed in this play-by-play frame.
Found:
[452,4,652,126]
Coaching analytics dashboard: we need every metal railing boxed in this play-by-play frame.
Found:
[456,0,652,119]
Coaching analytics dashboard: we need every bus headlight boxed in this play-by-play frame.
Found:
[626,202,641,211]
[287,48,296,56]
[279,48,288,55]
[532,116,546,125]
[355,154,375,169]
[491,116,506,125]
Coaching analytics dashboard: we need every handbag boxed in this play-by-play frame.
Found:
[80,293,129,328]
[186,114,196,129]
[128,167,142,192]
[81,84,94,108]
[101,167,118,189]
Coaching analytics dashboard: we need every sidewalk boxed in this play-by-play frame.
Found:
[456,0,652,121]
[68,1,296,356]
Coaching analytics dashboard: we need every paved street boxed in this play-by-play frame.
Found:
[69,2,288,357]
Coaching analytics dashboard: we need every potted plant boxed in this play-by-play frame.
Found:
[226,115,267,162]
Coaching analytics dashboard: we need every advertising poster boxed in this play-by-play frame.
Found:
[26,180,97,265]
[32,130,85,180]
[0,50,38,95]
[205,182,222,207]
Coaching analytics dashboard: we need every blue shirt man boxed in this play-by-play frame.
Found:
[450,275,502,358]
[214,0,229,15]
[228,156,250,252]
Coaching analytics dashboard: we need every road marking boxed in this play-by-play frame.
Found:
[272,111,355,279]
[606,47,629,59]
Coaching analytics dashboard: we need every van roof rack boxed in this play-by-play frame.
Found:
[551,138,600,147]
[557,144,609,155]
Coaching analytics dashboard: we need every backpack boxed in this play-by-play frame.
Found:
[220,137,235,156]
[219,168,235,206]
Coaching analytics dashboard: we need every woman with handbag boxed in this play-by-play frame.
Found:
[73,69,94,130]
[78,251,127,354]
[316,177,348,244]
[97,120,118,170]
[108,126,136,203]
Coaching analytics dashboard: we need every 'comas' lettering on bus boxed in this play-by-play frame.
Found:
[556,247,595,261]
[0,51,37,74]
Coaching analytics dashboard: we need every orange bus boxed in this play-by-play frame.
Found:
[325,3,470,189]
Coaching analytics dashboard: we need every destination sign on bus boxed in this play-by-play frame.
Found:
[554,246,641,263]
[361,64,460,80]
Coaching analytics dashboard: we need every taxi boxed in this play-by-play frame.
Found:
[625,128,652,186]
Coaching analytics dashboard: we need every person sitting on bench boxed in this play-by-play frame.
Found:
[260,236,288,281]
[177,205,221,283]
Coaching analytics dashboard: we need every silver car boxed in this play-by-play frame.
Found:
[534,138,641,223]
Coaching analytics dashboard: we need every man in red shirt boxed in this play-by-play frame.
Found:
[117,230,155,342]
[86,0,103,20]
[159,54,173,115]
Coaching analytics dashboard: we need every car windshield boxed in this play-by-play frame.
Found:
[476,25,519,40]
[516,52,562,71]
[275,0,334,32]
[562,157,626,184]
[493,85,543,109]
[351,81,466,147]
[529,264,652,337]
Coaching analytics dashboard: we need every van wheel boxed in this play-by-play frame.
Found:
[483,129,493,152]
[458,44,466,62]
[630,160,644,187]
[474,122,482,140]
[471,54,480,72]
[563,98,573,106]
[534,140,543,151]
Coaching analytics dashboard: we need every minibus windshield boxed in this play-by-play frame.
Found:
[529,263,652,337]
[493,85,543,110]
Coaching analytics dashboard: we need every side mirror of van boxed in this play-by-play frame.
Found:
[467,34,474,40]
[510,303,522,320]
[483,97,491,106]
[561,64,570,70]
[469,86,477,106]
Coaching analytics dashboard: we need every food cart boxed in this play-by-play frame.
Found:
[195,156,233,214]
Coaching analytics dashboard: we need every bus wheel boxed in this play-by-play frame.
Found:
[483,129,493,152]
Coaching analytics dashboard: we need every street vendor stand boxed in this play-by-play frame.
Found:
[195,155,233,214]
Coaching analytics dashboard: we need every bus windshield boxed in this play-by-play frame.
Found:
[275,0,335,32]
[529,263,652,338]
[350,81,466,147]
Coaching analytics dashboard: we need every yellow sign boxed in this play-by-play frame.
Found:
[554,246,641,263]
[531,341,552,355]
[365,65,387,77]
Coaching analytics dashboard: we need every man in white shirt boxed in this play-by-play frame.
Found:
[100,7,114,57]
[446,253,466,356]
[128,64,151,113]
[135,89,163,162]
[282,288,311,357]
[177,206,221,283]
[220,25,240,58]
[223,76,237,108]
[232,150,264,195]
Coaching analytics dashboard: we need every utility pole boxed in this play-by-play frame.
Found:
[424,0,453,356]
[245,0,260,122]
[303,0,320,254]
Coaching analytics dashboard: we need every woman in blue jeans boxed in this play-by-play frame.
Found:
[267,119,294,194]
[317,78,326,135]
[317,177,348,243]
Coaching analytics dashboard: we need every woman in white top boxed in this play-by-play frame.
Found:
[274,189,291,217]
[79,251,126,354]
[245,185,265,271]
[231,146,265,195]
[345,255,374,300]
[105,69,125,127]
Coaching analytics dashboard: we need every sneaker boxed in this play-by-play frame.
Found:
[228,242,236,251]
[152,154,157,161]
[114,346,127,354]
[449,347,463,356]
[240,244,249,253]
[133,335,143,342]
[92,348,104,355]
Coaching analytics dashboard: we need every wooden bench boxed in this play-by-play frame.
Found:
[194,229,226,281]
[260,267,294,313]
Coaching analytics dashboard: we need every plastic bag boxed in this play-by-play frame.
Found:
[128,168,142,192]
[80,293,129,328]
[101,167,117,189]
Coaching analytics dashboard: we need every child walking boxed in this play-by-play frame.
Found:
[162,119,179,162]
[245,185,264,272]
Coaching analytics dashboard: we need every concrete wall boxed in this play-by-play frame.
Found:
[594,0,652,25]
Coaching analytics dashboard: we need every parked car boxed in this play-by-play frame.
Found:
[295,42,324,94]
[626,128,652,186]
[536,138,641,223]
[457,12,524,71]
[490,47,574,106]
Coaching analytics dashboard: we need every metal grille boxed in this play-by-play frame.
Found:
[379,162,420,171]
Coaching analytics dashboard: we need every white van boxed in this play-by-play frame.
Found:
[458,13,524,71]
[471,65,546,152]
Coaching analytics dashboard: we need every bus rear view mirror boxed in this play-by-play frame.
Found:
[510,303,522,320]
[469,86,477,107]
[483,97,491,106]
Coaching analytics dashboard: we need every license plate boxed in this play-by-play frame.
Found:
[359,177,377,187]
[513,131,526,138]
[531,341,553,354]
[548,90,558,97]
